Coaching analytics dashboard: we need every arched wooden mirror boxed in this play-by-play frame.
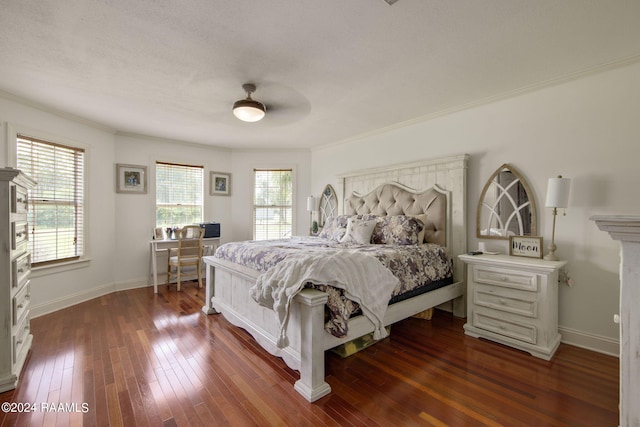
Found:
[318,184,338,228]
[476,164,537,240]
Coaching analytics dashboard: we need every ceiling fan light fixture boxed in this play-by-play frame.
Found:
[233,99,266,122]
[233,83,266,122]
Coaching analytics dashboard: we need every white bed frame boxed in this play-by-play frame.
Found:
[202,154,468,402]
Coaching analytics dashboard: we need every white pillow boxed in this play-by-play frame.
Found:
[340,218,376,244]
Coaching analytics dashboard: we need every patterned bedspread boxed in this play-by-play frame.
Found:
[214,236,453,337]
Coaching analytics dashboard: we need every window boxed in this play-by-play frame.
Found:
[17,135,85,266]
[156,162,203,228]
[253,169,293,240]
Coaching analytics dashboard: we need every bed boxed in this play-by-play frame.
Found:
[201,154,468,402]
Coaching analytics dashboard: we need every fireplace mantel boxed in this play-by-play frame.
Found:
[592,215,640,242]
[592,215,640,427]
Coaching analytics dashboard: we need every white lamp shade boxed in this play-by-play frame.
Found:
[545,176,571,208]
[307,195,316,212]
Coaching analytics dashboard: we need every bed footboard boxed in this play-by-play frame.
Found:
[201,256,332,401]
[201,255,463,402]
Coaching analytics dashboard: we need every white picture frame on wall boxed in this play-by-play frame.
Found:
[210,171,231,196]
[116,164,147,194]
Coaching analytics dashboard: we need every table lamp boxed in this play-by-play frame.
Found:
[307,195,316,234]
[544,175,571,261]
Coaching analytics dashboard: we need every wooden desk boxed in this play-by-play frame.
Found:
[149,237,220,293]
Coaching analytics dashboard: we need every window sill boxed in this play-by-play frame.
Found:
[31,258,91,278]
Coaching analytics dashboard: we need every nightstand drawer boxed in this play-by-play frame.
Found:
[12,252,31,289]
[12,280,30,326]
[472,310,537,344]
[474,285,538,318]
[473,266,538,291]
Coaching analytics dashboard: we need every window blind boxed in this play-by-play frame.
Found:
[253,169,293,240]
[156,162,203,228]
[16,135,85,266]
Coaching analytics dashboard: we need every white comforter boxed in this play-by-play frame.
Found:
[249,249,399,348]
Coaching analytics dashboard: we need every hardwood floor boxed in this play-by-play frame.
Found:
[1,284,619,426]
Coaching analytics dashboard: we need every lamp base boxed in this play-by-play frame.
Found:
[544,242,559,261]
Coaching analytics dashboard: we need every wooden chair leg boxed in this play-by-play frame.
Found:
[177,267,181,291]
[167,263,171,288]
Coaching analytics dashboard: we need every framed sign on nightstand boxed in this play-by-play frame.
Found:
[509,236,543,258]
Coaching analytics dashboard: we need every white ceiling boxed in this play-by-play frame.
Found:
[1,0,640,150]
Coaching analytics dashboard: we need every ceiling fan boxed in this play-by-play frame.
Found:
[228,82,312,126]
[232,83,266,122]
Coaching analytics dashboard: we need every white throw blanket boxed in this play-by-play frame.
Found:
[249,250,400,348]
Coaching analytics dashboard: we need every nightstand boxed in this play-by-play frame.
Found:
[458,253,567,360]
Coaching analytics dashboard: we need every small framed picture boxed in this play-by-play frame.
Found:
[153,227,165,240]
[116,164,147,194]
[210,171,231,196]
[509,236,543,259]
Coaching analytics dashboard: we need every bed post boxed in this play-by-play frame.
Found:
[201,258,217,315]
[293,289,332,402]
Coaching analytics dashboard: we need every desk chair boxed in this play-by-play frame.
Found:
[167,225,204,291]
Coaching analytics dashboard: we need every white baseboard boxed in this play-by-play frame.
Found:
[30,282,115,319]
[559,325,619,357]
[30,278,152,319]
[115,278,150,292]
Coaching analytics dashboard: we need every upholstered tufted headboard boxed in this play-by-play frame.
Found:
[337,155,468,306]
[343,183,447,246]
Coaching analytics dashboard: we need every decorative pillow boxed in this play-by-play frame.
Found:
[371,215,424,245]
[408,213,428,243]
[318,215,352,241]
[340,218,377,244]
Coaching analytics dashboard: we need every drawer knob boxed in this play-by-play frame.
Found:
[499,299,507,305]
[16,339,23,345]
[501,276,508,281]
[499,324,506,330]
[17,303,23,309]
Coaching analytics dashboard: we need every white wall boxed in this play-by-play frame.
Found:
[113,134,234,287]
[311,61,640,354]
[0,96,117,315]
[111,144,312,286]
